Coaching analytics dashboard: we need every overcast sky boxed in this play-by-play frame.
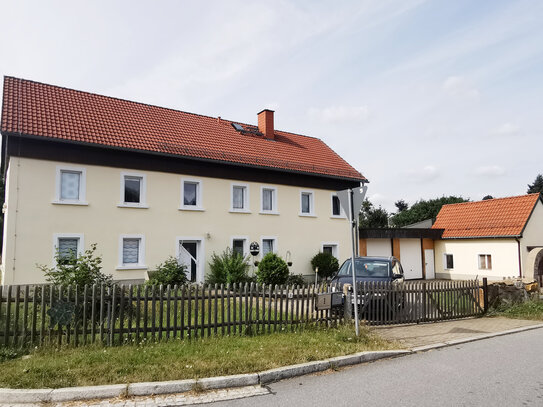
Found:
[1,0,541,212]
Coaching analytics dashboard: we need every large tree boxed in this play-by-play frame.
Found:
[359,200,389,228]
[527,174,543,194]
[394,199,409,212]
[390,196,468,227]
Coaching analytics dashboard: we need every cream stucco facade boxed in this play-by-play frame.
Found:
[1,157,353,285]
[434,200,543,281]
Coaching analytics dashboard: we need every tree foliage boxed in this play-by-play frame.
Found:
[255,253,289,286]
[359,200,389,228]
[390,196,468,227]
[147,256,188,286]
[527,174,543,194]
[206,248,251,285]
[39,243,112,287]
[482,195,494,200]
[394,200,409,212]
[310,251,339,279]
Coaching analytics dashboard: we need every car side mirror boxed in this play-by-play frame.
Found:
[393,273,403,280]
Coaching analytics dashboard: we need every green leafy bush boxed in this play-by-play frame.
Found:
[147,257,188,286]
[207,248,250,285]
[39,244,112,287]
[286,273,306,286]
[311,252,339,279]
[256,253,289,286]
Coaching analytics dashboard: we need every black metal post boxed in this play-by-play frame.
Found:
[483,278,489,313]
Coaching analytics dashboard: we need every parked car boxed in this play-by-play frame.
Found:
[331,256,404,285]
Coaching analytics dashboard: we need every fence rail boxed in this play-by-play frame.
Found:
[0,280,485,348]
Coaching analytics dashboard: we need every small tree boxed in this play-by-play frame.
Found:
[311,252,339,279]
[207,248,250,285]
[147,256,188,286]
[394,200,409,212]
[527,174,543,194]
[482,195,494,200]
[255,253,289,286]
[39,243,112,287]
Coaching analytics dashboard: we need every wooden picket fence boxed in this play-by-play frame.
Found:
[0,280,486,348]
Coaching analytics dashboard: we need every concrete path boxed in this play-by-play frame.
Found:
[372,316,540,348]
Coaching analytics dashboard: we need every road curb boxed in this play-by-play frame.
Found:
[2,324,542,404]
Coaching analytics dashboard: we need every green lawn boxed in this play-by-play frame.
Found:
[0,325,396,389]
[490,300,543,321]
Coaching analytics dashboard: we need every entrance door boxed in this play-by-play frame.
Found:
[424,249,435,279]
[179,241,199,282]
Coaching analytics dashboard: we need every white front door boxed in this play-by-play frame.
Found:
[178,240,200,282]
[425,249,435,279]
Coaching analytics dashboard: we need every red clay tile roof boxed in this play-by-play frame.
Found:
[432,194,541,238]
[1,77,366,182]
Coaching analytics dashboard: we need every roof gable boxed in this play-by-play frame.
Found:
[1,77,366,182]
[432,194,541,238]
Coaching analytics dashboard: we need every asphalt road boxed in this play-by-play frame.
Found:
[210,329,543,407]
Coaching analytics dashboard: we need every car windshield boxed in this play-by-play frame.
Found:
[337,258,391,278]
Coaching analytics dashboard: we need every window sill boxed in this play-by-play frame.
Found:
[117,204,149,209]
[259,211,280,216]
[116,265,148,270]
[299,213,316,218]
[179,206,205,212]
[229,209,251,214]
[330,215,347,219]
[51,201,89,206]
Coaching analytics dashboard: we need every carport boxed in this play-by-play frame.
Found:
[359,228,444,280]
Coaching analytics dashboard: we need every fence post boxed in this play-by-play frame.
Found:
[344,291,352,323]
[483,278,489,313]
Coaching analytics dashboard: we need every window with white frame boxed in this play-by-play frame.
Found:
[322,243,338,258]
[232,238,246,257]
[331,194,342,217]
[119,235,146,268]
[444,253,454,269]
[261,238,276,257]
[261,186,277,213]
[300,191,314,215]
[231,184,249,212]
[120,173,147,207]
[478,254,492,270]
[181,179,203,209]
[54,234,84,264]
[55,166,86,204]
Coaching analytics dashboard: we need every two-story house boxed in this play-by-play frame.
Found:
[0,77,367,285]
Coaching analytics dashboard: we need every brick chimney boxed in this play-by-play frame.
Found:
[258,109,275,140]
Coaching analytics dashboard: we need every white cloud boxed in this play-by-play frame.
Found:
[491,122,521,137]
[474,165,506,176]
[442,76,480,99]
[405,165,440,183]
[307,105,370,123]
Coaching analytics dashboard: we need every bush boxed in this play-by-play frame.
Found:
[207,248,250,285]
[39,243,112,287]
[256,253,289,286]
[147,257,188,286]
[311,252,339,279]
[286,273,306,286]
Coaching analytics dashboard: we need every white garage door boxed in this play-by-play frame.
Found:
[366,239,392,257]
[399,239,423,280]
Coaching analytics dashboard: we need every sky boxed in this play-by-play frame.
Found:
[1,0,542,212]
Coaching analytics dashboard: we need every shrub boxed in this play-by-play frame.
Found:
[311,252,339,279]
[256,253,289,286]
[147,257,188,286]
[207,248,250,285]
[286,273,306,286]
[39,243,112,287]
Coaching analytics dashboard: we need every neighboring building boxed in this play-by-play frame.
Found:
[358,227,443,280]
[0,77,367,285]
[432,194,543,281]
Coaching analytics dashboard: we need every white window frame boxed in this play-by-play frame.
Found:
[260,236,278,259]
[444,253,454,270]
[260,186,278,215]
[175,236,205,283]
[478,253,492,270]
[230,236,249,258]
[230,182,250,213]
[330,193,346,218]
[118,172,148,208]
[117,234,146,270]
[53,165,88,205]
[299,190,315,217]
[321,242,339,259]
[180,178,204,211]
[52,233,84,266]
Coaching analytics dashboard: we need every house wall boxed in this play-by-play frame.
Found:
[519,199,543,279]
[434,238,519,281]
[1,157,352,285]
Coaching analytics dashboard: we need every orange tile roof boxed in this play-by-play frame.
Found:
[1,77,366,182]
[432,194,541,238]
